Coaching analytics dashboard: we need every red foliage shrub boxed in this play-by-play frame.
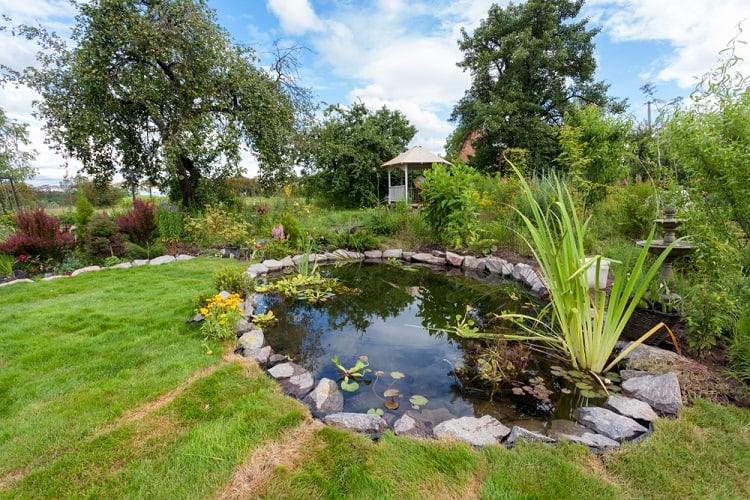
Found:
[0,208,75,259]
[116,199,158,246]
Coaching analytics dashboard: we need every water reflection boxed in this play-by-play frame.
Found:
[259,262,556,422]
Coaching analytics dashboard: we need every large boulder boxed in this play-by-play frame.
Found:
[622,372,683,415]
[574,407,649,442]
[605,395,659,423]
[303,378,344,416]
[323,412,388,434]
[393,413,432,439]
[433,415,510,447]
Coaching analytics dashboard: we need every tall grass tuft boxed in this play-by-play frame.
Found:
[474,169,681,374]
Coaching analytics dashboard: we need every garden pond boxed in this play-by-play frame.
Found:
[256,262,618,426]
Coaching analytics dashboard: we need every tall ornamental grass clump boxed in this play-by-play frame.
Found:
[490,170,680,374]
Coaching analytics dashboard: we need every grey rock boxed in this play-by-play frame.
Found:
[149,255,175,265]
[71,266,102,276]
[605,395,659,423]
[245,346,272,365]
[622,372,683,415]
[462,255,485,271]
[323,412,388,434]
[268,354,288,366]
[268,361,299,380]
[235,317,254,335]
[238,329,264,351]
[131,259,150,266]
[574,407,649,442]
[262,259,284,272]
[620,369,652,381]
[364,250,383,259]
[411,252,446,266]
[382,249,403,260]
[246,263,268,278]
[402,251,414,261]
[303,378,344,415]
[393,413,432,439]
[218,290,231,300]
[484,256,510,275]
[616,341,680,362]
[445,251,465,267]
[556,431,620,450]
[511,262,530,281]
[41,275,65,281]
[433,415,510,447]
[111,262,132,269]
[506,426,556,445]
[279,256,295,268]
[283,370,315,398]
[175,254,194,261]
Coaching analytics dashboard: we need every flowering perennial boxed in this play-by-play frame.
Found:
[198,292,243,341]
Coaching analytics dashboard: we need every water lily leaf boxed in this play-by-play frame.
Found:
[605,372,621,382]
[367,408,384,416]
[384,399,400,410]
[575,382,593,390]
[340,379,360,392]
[358,355,369,362]
[409,395,428,407]
[374,370,385,377]
[580,389,598,398]
[390,371,405,379]
[383,388,400,397]
[568,370,585,378]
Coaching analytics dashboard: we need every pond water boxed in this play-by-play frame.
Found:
[258,262,604,427]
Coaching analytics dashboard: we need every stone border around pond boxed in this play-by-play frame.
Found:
[238,249,685,453]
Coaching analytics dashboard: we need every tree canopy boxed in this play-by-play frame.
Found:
[2,0,295,207]
[305,102,416,208]
[0,107,36,182]
[447,0,623,174]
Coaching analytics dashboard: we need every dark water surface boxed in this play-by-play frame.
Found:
[258,262,595,426]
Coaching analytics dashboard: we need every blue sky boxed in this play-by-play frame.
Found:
[1,0,749,186]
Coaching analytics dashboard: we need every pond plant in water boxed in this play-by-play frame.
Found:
[459,169,684,384]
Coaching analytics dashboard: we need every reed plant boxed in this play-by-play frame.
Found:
[476,170,680,375]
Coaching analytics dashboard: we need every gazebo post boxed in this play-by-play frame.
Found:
[387,169,392,204]
[404,165,409,203]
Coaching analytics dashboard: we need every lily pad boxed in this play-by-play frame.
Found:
[575,382,593,390]
[367,408,384,416]
[384,399,399,410]
[340,379,360,392]
[409,395,428,408]
[568,370,585,378]
[580,389,598,398]
[374,370,385,377]
[383,388,401,398]
[390,371,405,380]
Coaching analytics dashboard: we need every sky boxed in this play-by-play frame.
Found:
[1,0,749,187]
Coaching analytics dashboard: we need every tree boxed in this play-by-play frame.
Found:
[0,107,36,182]
[2,0,295,208]
[306,102,416,208]
[447,0,623,174]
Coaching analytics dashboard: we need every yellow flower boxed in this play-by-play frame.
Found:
[219,320,226,325]
[200,308,209,315]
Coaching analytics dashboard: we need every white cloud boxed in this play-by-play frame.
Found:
[267,0,323,35]
[587,0,750,88]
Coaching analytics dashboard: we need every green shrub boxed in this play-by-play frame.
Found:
[156,203,184,243]
[420,163,484,249]
[279,213,301,246]
[184,205,250,247]
[52,251,88,275]
[75,193,94,228]
[83,214,125,260]
[213,266,253,297]
[0,253,12,276]
[123,241,165,260]
[329,229,377,251]
[262,239,297,260]
[364,207,404,236]
[729,310,750,382]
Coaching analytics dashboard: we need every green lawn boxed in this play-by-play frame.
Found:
[1,258,748,499]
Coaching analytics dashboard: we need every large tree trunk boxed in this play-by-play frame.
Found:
[175,154,200,208]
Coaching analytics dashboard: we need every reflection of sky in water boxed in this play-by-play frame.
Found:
[261,265,540,422]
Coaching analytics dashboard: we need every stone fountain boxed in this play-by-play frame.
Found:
[637,205,696,282]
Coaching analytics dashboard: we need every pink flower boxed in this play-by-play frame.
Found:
[18,254,28,262]
[271,224,285,240]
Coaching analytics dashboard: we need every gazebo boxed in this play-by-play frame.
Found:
[380,146,452,204]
